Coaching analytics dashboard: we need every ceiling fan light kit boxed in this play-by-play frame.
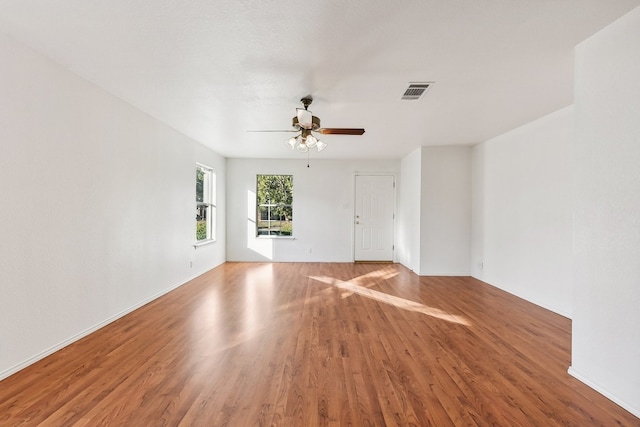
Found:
[253,97,365,155]
[286,128,327,153]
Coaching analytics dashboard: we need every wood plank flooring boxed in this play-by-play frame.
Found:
[1,262,638,426]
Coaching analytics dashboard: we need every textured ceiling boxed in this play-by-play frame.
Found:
[0,0,638,159]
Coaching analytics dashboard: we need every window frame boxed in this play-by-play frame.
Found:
[256,174,293,238]
[195,163,216,245]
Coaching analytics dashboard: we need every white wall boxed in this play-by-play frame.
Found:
[397,148,421,273]
[396,147,471,276]
[570,6,640,417]
[0,33,225,380]
[226,158,399,262]
[471,107,573,317]
[470,142,485,280]
[419,147,471,275]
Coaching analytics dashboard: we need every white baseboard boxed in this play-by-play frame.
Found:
[568,366,640,419]
[418,271,471,277]
[0,270,208,382]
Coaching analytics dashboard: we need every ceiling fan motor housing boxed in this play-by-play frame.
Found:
[292,115,321,131]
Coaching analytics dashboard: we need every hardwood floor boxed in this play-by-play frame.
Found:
[1,262,638,426]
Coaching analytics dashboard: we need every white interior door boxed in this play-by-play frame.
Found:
[354,175,395,261]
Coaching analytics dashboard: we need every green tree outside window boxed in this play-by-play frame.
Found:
[257,175,293,236]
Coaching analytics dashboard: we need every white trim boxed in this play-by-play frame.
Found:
[419,271,472,277]
[568,367,640,419]
[195,162,214,173]
[0,269,211,382]
[193,239,216,248]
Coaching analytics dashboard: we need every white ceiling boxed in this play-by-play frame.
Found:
[1,0,638,159]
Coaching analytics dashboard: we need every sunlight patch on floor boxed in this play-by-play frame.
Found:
[336,266,399,297]
[309,273,471,326]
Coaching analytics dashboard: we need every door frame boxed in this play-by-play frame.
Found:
[352,172,397,262]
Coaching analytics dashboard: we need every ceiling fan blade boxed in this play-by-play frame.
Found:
[247,130,298,133]
[317,128,365,135]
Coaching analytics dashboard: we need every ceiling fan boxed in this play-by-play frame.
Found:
[249,97,365,153]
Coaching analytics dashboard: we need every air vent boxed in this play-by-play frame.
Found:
[401,82,433,100]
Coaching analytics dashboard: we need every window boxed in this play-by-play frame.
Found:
[196,164,216,242]
[257,175,293,236]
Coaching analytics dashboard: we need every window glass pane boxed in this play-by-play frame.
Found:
[196,167,204,202]
[257,175,293,205]
[257,206,271,236]
[196,204,208,241]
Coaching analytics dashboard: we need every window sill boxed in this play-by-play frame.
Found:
[256,236,296,240]
[193,239,216,248]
